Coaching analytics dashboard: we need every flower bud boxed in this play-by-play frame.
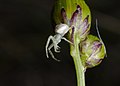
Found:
[53,0,91,42]
[80,35,106,68]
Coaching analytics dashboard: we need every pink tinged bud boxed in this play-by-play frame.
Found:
[70,5,82,27]
[61,5,90,43]
[71,27,75,43]
[69,5,90,41]
[79,15,90,36]
[61,8,68,24]
[60,5,85,27]
[80,35,106,68]
[70,10,79,26]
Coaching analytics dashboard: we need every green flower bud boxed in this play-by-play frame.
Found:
[80,35,106,68]
[53,0,91,42]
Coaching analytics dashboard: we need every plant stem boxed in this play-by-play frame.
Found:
[73,51,85,86]
[70,35,85,86]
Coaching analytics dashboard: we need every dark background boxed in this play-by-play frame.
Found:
[0,0,120,86]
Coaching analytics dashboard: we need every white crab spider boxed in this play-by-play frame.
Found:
[45,23,72,61]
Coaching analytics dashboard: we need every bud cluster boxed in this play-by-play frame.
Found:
[53,1,106,69]
[80,35,106,68]
[60,5,106,68]
[61,5,91,42]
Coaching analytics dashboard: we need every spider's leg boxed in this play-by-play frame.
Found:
[46,35,60,61]
[52,35,61,53]
[48,43,60,61]
[46,35,54,58]
[49,49,60,61]
[54,44,61,53]
[62,37,73,45]
[96,19,107,57]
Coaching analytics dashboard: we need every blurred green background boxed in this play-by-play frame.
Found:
[0,0,120,86]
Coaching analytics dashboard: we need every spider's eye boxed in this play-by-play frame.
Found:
[55,24,69,34]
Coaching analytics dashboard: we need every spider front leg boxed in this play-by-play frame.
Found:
[45,35,60,61]
[62,37,73,45]
[46,35,53,58]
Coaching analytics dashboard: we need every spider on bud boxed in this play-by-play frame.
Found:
[45,23,73,61]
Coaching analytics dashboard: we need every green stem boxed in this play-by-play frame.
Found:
[70,35,85,86]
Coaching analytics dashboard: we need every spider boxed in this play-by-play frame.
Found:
[45,23,73,61]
